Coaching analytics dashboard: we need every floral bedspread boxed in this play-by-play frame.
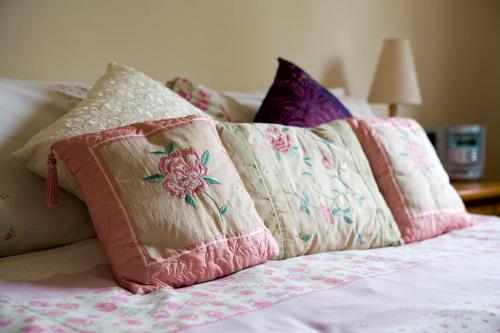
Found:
[1,215,499,333]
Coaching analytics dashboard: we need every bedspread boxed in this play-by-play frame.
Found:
[1,215,499,333]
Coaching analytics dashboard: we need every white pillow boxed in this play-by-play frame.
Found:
[0,79,95,256]
[221,87,376,122]
[13,63,204,199]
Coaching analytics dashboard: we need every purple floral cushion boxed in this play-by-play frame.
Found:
[254,58,351,127]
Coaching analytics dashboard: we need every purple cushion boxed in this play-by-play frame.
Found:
[254,58,351,127]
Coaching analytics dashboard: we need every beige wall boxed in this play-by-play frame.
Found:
[0,0,498,179]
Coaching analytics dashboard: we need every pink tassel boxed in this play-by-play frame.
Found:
[46,149,58,207]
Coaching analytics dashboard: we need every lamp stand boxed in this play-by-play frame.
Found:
[389,103,398,117]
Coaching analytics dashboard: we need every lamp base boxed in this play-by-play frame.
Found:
[389,103,398,117]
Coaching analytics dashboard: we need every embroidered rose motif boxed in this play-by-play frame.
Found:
[265,128,292,153]
[195,100,209,111]
[322,157,334,170]
[320,204,336,224]
[405,141,432,172]
[159,148,207,198]
[401,134,433,174]
[144,142,229,219]
[177,89,192,101]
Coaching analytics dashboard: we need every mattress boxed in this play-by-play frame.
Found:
[1,215,499,333]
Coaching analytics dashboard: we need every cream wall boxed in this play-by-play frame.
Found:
[0,0,498,179]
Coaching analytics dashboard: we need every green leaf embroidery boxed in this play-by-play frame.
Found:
[300,190,311,214]
[150,151,169,156]
[202,176,221,185]
[344,215,353,224]
[356,233,365,245]
[165,142,175,154]
[332,208,341,216]
[185,194,197,209]
[356,196,366,204]
[143,174,165,183]
[343,207,352,213]
[282,127,289,132]
[275,151,281,161]
[201,150,210,166]
[302,171,316,183]
[219,205,229,215]
[303,156,312,166]
[299,234,311,242]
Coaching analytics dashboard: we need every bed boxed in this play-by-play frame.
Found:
[1,65,499,333]
[1,214,499,333]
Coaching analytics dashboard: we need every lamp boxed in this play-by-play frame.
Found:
[368,38,422,117]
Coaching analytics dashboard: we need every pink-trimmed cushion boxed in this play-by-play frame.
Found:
[348,117,472,243]
[52,115,278,294]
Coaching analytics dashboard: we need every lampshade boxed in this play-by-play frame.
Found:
[368,38,422,106]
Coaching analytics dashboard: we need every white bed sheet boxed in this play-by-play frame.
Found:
[1,215,499,333]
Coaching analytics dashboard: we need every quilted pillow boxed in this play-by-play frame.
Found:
[254,58,351,127]
[13,63,204,200]
[217,121,401,259]
[52,115,278,294]
[348,117,472,243]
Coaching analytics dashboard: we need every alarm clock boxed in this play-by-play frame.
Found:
[426,125,485,181]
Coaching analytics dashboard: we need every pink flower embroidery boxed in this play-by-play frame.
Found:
[322,156,334,170]
[29,301,50,308]
[144,143,228,216]
[0,319,12,327]
[265,128,292,153]
[195,100,209,111]
[177,89,192,101]
[55,303,79,310]
[320,205,336,224]
[160,148,207,198]
[20,325,44,333]
[405,140,432,173]
[199,88,212,98]
[150,311,170,319]
[94,302,117,312]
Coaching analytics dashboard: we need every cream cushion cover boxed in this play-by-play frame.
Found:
[217,121,402,259]
[13,63,204,200]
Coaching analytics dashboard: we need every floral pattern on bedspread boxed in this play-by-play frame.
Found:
[388,291,500,333]
[0,216,499,333]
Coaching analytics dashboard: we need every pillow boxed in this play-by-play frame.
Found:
[337,95,376,118]
[52,115,278,294]
[348,117,472,243]
[166,77,233,121]
[217,121,401,259]
[254,58,351,127]
[222,87,347,122]
[0,79,95,256]
[13,63,204,200]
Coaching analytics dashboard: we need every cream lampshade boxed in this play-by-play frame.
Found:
[368,38,422,117]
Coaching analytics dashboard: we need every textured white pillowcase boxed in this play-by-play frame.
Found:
[13,63,204,200]
[0,79,95,256]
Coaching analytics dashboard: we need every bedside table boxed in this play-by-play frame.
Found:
[452,181,500,216]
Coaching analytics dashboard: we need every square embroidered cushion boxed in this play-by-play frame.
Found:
[217,121,402,259]
[52,115,278,294]
[254,58,351,127]
[13,62,204,200]
[348,117,472,243]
